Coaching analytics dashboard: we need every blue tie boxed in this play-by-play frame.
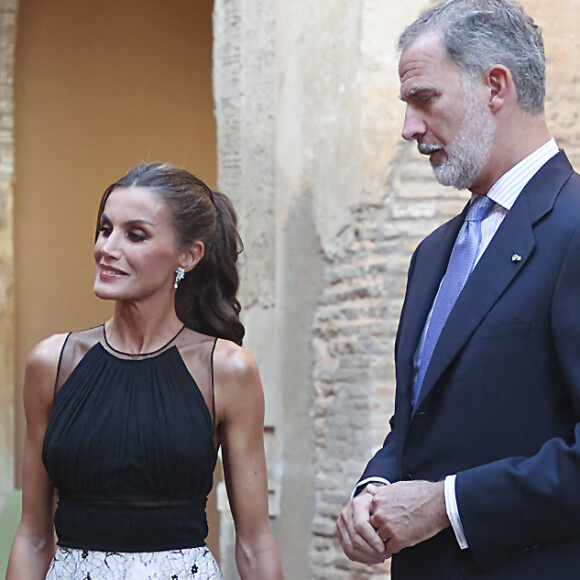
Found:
[413,195,495,407]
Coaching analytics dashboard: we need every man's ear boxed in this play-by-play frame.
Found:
[181,240,205,272]
[485,64,513,114]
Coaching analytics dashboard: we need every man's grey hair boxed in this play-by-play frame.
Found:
[398,0,545,114]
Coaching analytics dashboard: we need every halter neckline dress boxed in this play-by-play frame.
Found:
[42,325,223,579]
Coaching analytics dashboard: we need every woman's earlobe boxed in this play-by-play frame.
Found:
[183,240,205,272]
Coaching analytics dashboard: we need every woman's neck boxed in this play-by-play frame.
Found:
[106,300,184,355]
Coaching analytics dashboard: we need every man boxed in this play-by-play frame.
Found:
[337,1,580,578]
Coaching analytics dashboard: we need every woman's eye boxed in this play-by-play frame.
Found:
[128,231,147,243]
[99,225,112,237]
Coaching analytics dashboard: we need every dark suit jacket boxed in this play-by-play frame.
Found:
[359,151,580,579]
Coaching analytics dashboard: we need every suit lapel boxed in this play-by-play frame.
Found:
[412,151,574,411]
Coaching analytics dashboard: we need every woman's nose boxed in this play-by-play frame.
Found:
[98,232,121,259]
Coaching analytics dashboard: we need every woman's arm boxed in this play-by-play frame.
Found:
[6,334,66,580]
[214,341,284,580]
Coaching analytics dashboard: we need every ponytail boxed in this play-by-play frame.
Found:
[175,190,245,345]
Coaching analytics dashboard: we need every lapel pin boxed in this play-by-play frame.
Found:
[512,253,522,263]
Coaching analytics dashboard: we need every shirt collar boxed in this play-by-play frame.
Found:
[479,138,559,211]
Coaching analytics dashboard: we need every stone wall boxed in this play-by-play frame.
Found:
[214,0,580,578]
[213,0,282,577]
[309,140,464,579]
[0,0,17,501]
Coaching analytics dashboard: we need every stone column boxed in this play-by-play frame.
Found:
[213,0,281,578]
[0,0,17,503]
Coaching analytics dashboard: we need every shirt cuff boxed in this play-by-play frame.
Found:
[351,477,391,500]
[444,474,469,549]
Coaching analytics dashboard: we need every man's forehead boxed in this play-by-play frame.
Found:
[398,32,459,96]
[399,32,448,73]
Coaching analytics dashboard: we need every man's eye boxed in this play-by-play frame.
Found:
[409,91,436,106]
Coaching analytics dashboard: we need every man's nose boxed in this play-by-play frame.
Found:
[401,106,427,142]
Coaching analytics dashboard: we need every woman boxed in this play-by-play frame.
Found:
[7,163,284,579]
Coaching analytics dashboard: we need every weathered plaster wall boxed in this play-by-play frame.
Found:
[214,0,580,578]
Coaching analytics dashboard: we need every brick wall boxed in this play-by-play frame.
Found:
[0,0,16,211]
[310,140,464,578]
[0,0,17,499]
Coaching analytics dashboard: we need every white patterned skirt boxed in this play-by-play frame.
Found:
[45,546,222,579]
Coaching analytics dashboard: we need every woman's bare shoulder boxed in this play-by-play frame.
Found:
[24,333,70,396]
[27,333,69,368]
[213,340,265,429]
[213,339,260,382]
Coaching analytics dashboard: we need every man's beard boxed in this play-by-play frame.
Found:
[421,84,496,190]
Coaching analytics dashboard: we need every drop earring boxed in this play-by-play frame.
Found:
[174,267,185,290]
